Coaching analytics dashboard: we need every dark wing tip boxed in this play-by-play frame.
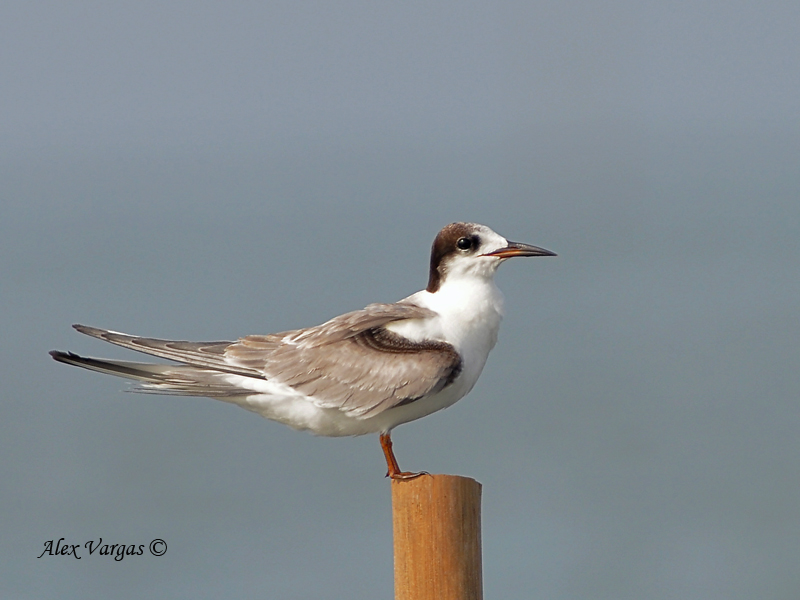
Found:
[50,350,79,364]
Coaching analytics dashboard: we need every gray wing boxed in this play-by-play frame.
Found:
[64,303,462,419]
[227,303,463,418]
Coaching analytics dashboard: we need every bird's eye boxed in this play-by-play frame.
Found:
[456,237,473,251]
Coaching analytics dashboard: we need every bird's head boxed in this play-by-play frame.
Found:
[426,222,555,293]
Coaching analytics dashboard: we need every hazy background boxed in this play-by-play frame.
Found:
[2,2,799,598]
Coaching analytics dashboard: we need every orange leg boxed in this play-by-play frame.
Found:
[379,432,426,480]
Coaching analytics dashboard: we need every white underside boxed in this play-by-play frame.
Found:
[218,276,505,436]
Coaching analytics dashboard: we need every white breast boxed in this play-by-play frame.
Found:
[389,277,504,387]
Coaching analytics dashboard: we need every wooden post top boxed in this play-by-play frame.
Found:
[391,474,483,600]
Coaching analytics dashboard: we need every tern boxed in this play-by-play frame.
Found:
[51,222,555,479]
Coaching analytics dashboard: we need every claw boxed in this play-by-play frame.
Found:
[387,470,429,481]
[380,433,427,480]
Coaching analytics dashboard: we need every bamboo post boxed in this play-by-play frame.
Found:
[391,474,483,600]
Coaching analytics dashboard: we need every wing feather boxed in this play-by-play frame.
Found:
[66,302,462,419]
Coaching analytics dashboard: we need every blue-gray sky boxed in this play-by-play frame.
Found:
[2,2,799,599]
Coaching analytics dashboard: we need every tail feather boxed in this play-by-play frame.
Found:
[49,350,247,397]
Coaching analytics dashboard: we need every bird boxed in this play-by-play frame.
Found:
[51,222,555,479]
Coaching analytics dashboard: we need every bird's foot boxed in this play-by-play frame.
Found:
[386,469,429,481]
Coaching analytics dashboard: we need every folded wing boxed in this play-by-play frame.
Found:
[54,302,462,419]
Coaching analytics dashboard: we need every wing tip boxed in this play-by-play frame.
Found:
[50,349,67,361]
[73,324,105,337]
[50,349,83,365]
